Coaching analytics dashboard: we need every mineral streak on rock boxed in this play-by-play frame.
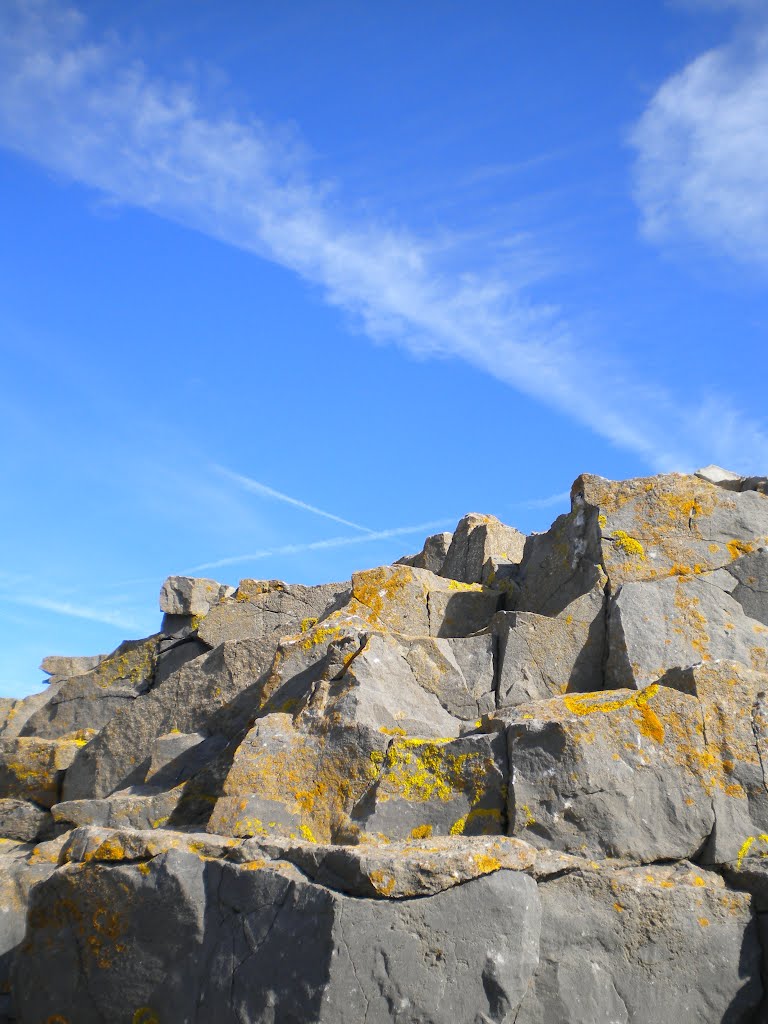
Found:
[2,466,768,1022]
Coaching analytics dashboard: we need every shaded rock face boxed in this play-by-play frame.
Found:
[3,467,768,1022]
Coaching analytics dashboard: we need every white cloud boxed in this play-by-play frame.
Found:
[188,520,453,572]
[630,21,768,268]
[212,466,373,533]
[0,593,141,630]
[1,0,767,471]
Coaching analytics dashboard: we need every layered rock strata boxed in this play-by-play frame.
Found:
[2,470,768,1022]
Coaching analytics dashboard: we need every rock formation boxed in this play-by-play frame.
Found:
[2,467,768,1022]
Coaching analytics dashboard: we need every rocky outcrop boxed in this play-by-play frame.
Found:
[2,466,768,1022]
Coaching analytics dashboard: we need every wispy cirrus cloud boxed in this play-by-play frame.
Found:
[212,465,373,533]
[188,520,452,572]
[630,10,768,268]
[1,0,767,471]
[0,593,142,630]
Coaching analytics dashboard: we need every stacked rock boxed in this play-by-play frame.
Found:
[1,467,768,1022]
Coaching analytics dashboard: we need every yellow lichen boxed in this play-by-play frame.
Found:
[300,617,318,633]
[727,539,754,560]
[611,531,646,559]
[299,824,317,843]
[473,853,501,874]
[563,684,664,744]
[736,834,768,869]
[409,824,433,839]
[369,869,396,897]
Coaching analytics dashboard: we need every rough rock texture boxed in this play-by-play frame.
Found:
[4,467,768,1022]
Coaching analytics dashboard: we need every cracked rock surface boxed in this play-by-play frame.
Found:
[3,467,768,1022]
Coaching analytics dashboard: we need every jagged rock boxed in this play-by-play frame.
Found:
[62,638,276,801]
[516,861,762,1023]
[665,661,768,865]
[0,735,84,807]
[440,513,526,585]
[209,633,462,843]
[20,636,162,740]
[696,464,768,494]
[197,578,349,647]
[14,847,541,1024]
[606,569,768,689]
[0,799,50,842]
[501,684,714,861]
[159,575,234,616]
[396,531,452,573]
[351,564,501,637]
[40,654,105,677]
[496,578,607,706]
[728,548,768,626]
[8,468,768,1022]
[401,632,496,719]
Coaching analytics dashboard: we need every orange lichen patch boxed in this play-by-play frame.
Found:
[698,917,710,927]
[410,824,433,839]
[563,685,664,744]
[727,539,754,560]
[239,859,268,871]
[380,726,407,736]
[300,617,318,633]
[369,869,396,897]
[449,807,503,836]
[84,837,126,862]
[709,543,721,554]
[613,902,624,913]
[353,565,418,619]
[672,580,710,661]
[136,862,152,876]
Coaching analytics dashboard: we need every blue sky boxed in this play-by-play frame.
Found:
[1,0,767,696]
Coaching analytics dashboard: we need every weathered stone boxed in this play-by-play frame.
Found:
[159,575,234,616]
[0,690,59,740]
[196,578,349,647]
[352,731,508,841]
[502,684,713,861]
[144,730,227,788]
[0,735,86,809]
[606,570,768,690]
[52,786,184,830]
[0,846,57,1021]
[696,464,768,494]
[14,847,541,1024]
[396,531,452,573]
[40,654,105,678]
[662,661,768,865]
[59,823,240,864]
[516,861,762,1024]
[496,579,607,706]
[209,633,461,843]
[0,799,50,842]
[402,632,496,719]
[351,564,501,637]
[728,548,768,626]
[440,513,526,585]
[20,636,162,740]
[62,638,276,801]
[234,833,537,897]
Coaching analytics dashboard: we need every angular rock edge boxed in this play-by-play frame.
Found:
[2,466,768,1022]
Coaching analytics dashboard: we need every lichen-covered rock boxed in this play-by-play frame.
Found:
[502,684,714,861]
[197,578,349,646]
[40,654,105,678]
[159,575,234,616]
[496,578,607,706]
[606,569,768,689]
[352,731,507,840]
[9,468,768,1023]
[20,636,162,740]
[14,846,542,1024]
[351,564,501,637]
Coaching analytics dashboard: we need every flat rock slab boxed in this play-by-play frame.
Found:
[158,575,234,616]
[14,848,542,1024]
[197,579,349,647]
[515,862,762,1024]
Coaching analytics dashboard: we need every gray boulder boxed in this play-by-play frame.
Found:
[396,531,453,573]
[158,575,234,616]
[440,513,526,586]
